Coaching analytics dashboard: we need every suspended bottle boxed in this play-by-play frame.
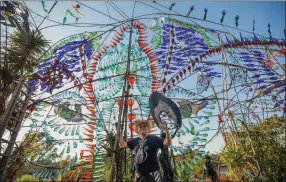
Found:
[30,124,36,128]
[200,120,210,126]
[31,119,37,123]
[45,170,53,179]
[52,148,58,160]
[193,159,199,165]
[178,148,184,154]
[52,152,57,160]
[76,126,80,135]
[36,102,45,106]
[170,129,174,136]
[184,125,190,133]
[54,125,61,132]
[203,111,213,115]
[194,137,200,141]
[41,169,49,178]
[200,139,207,142]
[51,173,59,181]
[211,101,217,104]
[206,105,215,109]
[200,127,210,131]
[172,146,178,152]
[204,116,210,120]
[67,143,70,153]
[197,144,206,148]
[65,126,71,136]
[193,120,200,124]
[197,150,206,155]
[59,147,65,157]
[199,133,208,137]
[183,167,189,172]
[47,118,57,125]
[79,135,83,143]
[59,126,66,134]
[37,170,45,178]
[74,152,78,164]
[63,17,67,24]
[188,122,194,128]
[71,126,75,136]
[47,115,56,118]
[34,170,41,178]
[73,141,77,148]
[190,128,196,135]
[186,145,192,150]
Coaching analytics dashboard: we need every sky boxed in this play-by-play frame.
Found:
[19,1,286,154]
[25,1,285,45]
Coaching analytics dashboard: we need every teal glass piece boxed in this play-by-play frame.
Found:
[197,145,206,148]
[65,128,70,136]
[197,150,205,155]
[73,141,77,148]
[76,126,80,135]
[200,139,207,142]
[79,135,83,143]
[71,126,75,136]
[59,126,66,134]
[54,125,61,131]
[193,120,200,124]
[207,105,215,109]
[67,143,70,153]
[199,133,208,137]
[203,127,210,131]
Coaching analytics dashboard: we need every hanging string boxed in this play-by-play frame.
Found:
[203,8,208,21]
[104,2,111,21]
[186,5,195,17]
[253,19,255,32]
[220,10,226,23]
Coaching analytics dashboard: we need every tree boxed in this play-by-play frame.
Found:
[0,29,50,114]
[220,116,286,181]
[4,132,44,182]
[62,130,133,182]
[174,151,206,181]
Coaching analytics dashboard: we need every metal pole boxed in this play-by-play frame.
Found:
[109,19,133,182]
[0,78,32,182]
[0,78,24,137]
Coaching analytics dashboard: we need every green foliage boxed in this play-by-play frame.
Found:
[7,29,50,74]
[174,151,207,181]
[220,116,286,181]
[4,132,45,181]
[0,29,50,114]
[16,175,39,182]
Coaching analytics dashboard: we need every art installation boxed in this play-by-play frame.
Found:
[1,1,285,181]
